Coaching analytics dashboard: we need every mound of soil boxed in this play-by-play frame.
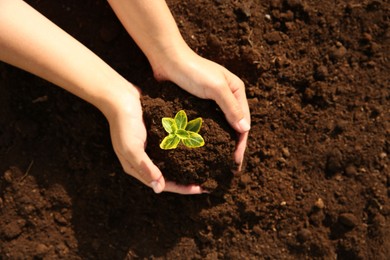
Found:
[142,88,236,190]
[1,0,389,259]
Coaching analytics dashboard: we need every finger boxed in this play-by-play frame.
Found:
[213,88,249,133]
[233,131,249,173]
[211,73,251,134]
[230,73,250,171]
[231,73,251,125]
[164,181,204,195]
[119,151,166,193]
[134,153,166,193]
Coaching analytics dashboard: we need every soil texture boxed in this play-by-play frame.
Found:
[1,0,389,259]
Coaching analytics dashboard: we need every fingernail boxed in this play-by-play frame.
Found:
[238,118,250,132]
[150,181,163,193]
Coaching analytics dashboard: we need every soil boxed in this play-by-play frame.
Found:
[142,91,236,191]
[1,0,389,259]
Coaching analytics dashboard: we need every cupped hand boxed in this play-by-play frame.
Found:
[152,50,251,171]
[105,86,203,194]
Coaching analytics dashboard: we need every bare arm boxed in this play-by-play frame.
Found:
[0,0,133,116]
[107,0,188,69]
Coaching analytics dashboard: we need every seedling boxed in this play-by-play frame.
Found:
[160,110,205,149]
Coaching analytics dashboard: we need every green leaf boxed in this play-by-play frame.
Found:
[174,110,187,129]
[185,117,202,133]
[160,134,180,149]
[160,110,205,150]
[182,132,205,148]
[161,117,176,134]
[176,129,190,139]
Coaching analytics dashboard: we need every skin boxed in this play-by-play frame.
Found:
[0,0,250,194]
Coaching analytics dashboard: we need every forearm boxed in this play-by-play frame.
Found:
[0,0,135,116]
[107,0,192,69]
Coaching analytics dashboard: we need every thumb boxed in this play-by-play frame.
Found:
[150,175,165,194]
[212,85,250,133]
[125,152,166,193]
[140,156,166,194]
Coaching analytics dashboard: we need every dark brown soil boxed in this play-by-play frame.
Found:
[141,88,236,191]
[1,0,389,259]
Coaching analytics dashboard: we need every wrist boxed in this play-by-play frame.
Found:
[148,43,196,82]
[94,78,140,121]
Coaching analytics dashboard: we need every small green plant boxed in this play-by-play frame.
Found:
[160,110,205,149]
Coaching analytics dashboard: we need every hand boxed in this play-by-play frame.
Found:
[105,86,203,194]
[152,50,251,171]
